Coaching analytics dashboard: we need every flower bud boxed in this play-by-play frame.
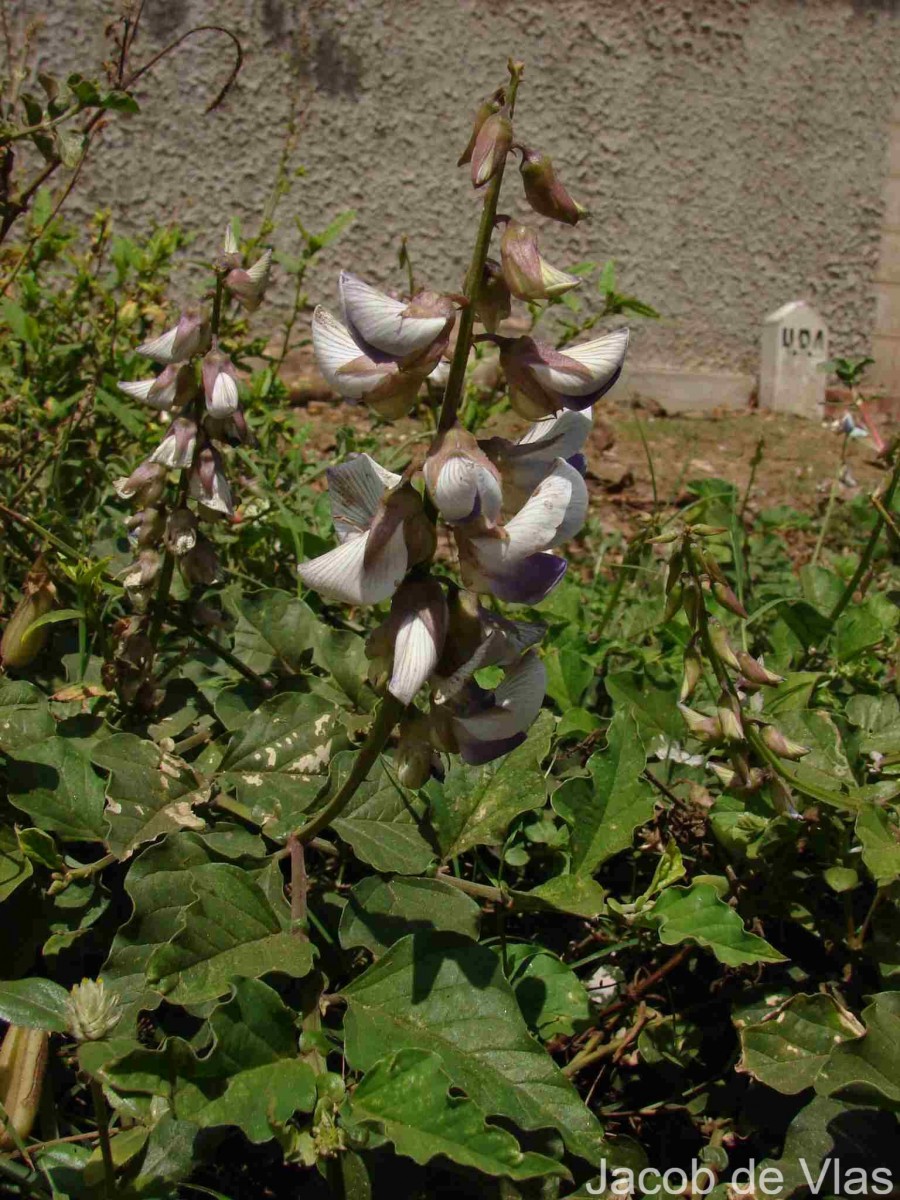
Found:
[736,651,783,688]
[65,978,122,1042]
[149,416,198,470]
[125,507,166,548]
[518,147,588,225]
[137,307,210,364]
[225,249,272,312]
[708,619,741,672]
[708,761,736,789]
[113,460,168,506]
[760,724,810,761]
[123,549,162,592]
[189,444,234,517]
[424,427,503,524]
[680,643,703,702]
[165,507,198,556]
[682,578,702,629]
[474,258,511,333]
[471,109,512,188]
[770,778,802,819]
[716,700,745,745]
[1,560,56,670]
[678,703,722,745]
[395,716,436,789]
[201,346,240,417]
[663,579,683,623]
[499,219,581,301]
[179,537,221,587]
[457,89,504,166]
[712,580,748,619]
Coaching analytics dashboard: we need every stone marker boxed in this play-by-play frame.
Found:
[760,300,828,419]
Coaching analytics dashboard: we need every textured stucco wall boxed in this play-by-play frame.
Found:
[16,0,900,377]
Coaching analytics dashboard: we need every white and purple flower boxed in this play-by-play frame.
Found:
[497,328,629,419]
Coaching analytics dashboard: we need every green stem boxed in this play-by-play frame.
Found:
[48,853,116,896]
[291,694,405,844]
[811,433,849,568]
[593,531,650,642]
[90,1078,116,1199]
[822,447,900,632]
[437,59,524,434]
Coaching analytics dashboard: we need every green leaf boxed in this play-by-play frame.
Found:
[816,991,900,1110]
[0,680,55,754]
[339,875,480,956]
[552,709,655,874]
[226,588,315,674]
[342,933,614,1166]
[426,711,553,860]
[147,863,314,1004]
[0,298,39,345]
[22,607,85,635]
[311,622,373,708]
[0,977,70,1031]
[8,735,107,841]
[856,804,900,887]
[557,707,602,738]
[605,672,683,741]
[525,873,607,918]
[504,945,592,1039]
[346,1048,567,1181]
[329,755,436,874]
[0,826,33,902]
[217,691,339,834]
[834,597,886,662]
[846,694,900,756]
[312,209,355,249]
[102,980,317,1142]
[95,386,146,436]
[739,994,863,1094]
[644,882,786,966]
[92,734,210,859]
[545,645,594,710]
[102,833,214,1027]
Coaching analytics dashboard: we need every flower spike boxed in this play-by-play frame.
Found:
[136,308,210,364]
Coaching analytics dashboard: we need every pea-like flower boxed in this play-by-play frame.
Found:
[225,249,272,312]
[366,576,448,704]
[339,272,456,360]
[480,409,592,511]
[117,362,195,412]
[518,147,588,225]
[423,427,502,524]
[202,346,240,417]
[471,109,513,188]
[149,415,198,470]
[499,219,581,301]
[455,458,587,603]
[189,444,233,517]
[137,308,210,365]
[434,650,547,765]
[298,454,435,606]
[497,328,629,419]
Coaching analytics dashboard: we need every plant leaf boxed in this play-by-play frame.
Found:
[855,804,900,887]
[644,882,786,966]
[0,977,70,1031]
[329,755,436,875]
[147,863,314,1004]
[342,933,614,1166]
[739,994,863,1094]
[426,711,553,860]
[552,708,655,874]
[8,735,107,841]
[815,991,900,1110]
[92,734,210,859]
[339,875,480,956]
[0,680,55,754]
[346,1048,568,1181]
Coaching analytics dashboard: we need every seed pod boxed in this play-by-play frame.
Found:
[0,1026,48,1150]
[678,703,722,745]
[760,724,810,761]
[1,560,57,670]
[709,619,741,672]
[712,580,748,619]
[680,643,703,702]
[736,651,783,687]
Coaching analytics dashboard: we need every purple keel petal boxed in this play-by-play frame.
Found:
[488,553,567,605]
[567,452,588,476]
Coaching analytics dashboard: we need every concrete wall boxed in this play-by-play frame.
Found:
[16,0,900,395]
